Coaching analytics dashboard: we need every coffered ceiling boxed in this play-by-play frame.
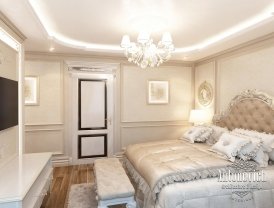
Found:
[1,0,274,61]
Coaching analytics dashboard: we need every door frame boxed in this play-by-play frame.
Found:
[69,71,115,165]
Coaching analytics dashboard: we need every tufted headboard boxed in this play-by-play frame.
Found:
[213,90,274,134]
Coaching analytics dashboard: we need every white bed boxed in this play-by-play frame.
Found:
[124,90,274,208]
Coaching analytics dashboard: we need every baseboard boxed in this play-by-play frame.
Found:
[51,155,72,167]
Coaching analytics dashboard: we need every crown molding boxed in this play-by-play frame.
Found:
[25,51,194,67]
[0,11,26,43]
[195,32,274,66]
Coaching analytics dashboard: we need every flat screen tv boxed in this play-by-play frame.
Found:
[0,77,18,131]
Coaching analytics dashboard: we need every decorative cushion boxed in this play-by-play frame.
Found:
[210,132,250,162]
[269,149,274,161]
[232,133,263,161]
[183,126,213,143]
[233,128,274,152]
[206,125,228,145]
[252,148,269,167]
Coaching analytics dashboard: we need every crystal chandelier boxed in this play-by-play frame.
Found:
[120,31,174,68]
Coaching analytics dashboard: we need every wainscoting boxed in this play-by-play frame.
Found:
[120,120,190,147]
[25,123,64,154]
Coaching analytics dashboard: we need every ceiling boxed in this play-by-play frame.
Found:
[1,0,274,61]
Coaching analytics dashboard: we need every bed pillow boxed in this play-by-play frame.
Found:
[183,126,213,143]
[232,128,274,152]
[232,133,263,161]
[210,132,250,162]
[206,125,228,145]
[252,148,269,167]
[269,149,274,161]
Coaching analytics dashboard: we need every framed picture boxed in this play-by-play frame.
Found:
[198,81,213,106]
[24,76,39,105]
[148,80,169,104]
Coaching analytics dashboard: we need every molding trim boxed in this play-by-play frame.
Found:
[25,123,64,126]
[25,51,194,67]
[0,11,26,42]
[195,32,274,66]
[25,128,63,132]
[121,123,189,128]
[121,120,190,128]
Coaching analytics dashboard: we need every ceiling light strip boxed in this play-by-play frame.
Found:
[0,27,20,51]
[27,0,274,53]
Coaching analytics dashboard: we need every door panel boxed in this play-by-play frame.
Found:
[70,73,114,164]
[78,79,107,130]
[78,134,107,158]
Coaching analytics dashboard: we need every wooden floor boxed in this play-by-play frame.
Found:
[41,165,125,208]
[41,164,94,208]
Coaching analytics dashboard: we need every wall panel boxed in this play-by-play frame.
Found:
[24,61,64,154]
[121,122,189,147]
[121,65,192,122]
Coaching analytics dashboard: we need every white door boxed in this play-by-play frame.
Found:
[71,73,114,164]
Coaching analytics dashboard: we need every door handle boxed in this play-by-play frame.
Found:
[105,118,112,125]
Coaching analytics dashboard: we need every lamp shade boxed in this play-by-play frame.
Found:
[161,32,172,45]
[189,109,209,124]
[121,35,130,48]
[137,31,150,44]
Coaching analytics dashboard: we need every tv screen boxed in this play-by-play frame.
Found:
[0,77,18,131]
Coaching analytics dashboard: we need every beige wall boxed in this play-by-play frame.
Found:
[0,40,18,168]
[194,61,215,120]
[120,64,193,147]
[195,37,274,115]
[24,54,193,161]
[24,61,64,154]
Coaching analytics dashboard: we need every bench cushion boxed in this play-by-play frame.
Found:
[94,158,135,200]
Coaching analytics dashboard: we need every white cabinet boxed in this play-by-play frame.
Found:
[0,153,52,208]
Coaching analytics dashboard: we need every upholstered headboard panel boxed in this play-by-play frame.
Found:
[213,90,274,134]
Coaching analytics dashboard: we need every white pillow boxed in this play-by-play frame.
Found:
[183,126,213,143]
[269,149,274,161]
[253,149,269,167]
[233,128,274,152]
[206,125,228,145]
[232,133,263,161]
[210,132,250,162]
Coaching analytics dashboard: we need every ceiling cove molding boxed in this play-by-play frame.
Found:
[26,0,274,54]
[25,51,194,67]
[195,32,274,66]
[0,11,26,43]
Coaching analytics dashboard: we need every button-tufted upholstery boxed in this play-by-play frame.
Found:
[215,99,274,134]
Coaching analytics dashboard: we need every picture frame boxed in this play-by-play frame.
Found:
[148,80,169,104]
[197,81,213,106]
[24,76,39,105]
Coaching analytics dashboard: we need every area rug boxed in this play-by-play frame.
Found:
[67,183,98,208]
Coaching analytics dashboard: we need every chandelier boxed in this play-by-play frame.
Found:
[120,31,174,68]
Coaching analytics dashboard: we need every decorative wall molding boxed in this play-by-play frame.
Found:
[121,120,189,128]
[25,123,64,126]
[195,32,274,66]
[0,11,26,42]
[25,128,63,132]
[25,51,194,67]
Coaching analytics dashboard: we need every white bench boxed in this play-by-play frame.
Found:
[94,158,136,208]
